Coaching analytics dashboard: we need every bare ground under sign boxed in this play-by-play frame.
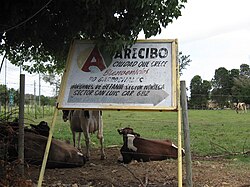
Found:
[20,147,250,187]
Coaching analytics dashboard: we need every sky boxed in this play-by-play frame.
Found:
[1,0,250,96]
[142,0,250,90]
[0,63,56,97]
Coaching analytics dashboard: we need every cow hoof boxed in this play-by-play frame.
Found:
[117,156,123,163]
[100,155,106,160]
[117,159,124,164]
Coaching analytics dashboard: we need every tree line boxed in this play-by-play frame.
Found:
[189,64,250,109]
[0,84,56,108]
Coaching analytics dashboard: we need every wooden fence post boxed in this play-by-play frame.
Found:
[18,74,25,176]
[180,80,193,187]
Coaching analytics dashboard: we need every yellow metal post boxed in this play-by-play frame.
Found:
[178,93,183,187]
[37,107,58,187]
[176,39,183,187]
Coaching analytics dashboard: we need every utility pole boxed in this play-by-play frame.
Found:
[34,80,37,119]
[4,58,7,119]
[18,74,25,176]
[39,73,41,106]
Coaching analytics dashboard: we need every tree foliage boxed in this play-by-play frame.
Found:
[232,65,250,104]
[189,75,211,108]
[0,0,187,74]
[240,64,250,77]
[179,51,191,76]
[210,67,233,107]
[0,84,8,105]
[42,73,61,96]
[0,84,19,106]
[189,64,250,109]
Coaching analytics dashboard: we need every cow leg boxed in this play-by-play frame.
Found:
[97,111,106,160]
[121,153,132,164]
[72,131,76,147]
[77,132,81,149]
[99,136,106,160]
[83,130,90,161]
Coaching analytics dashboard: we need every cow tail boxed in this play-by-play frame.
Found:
[69,110,74,121]
[84,111,90,119]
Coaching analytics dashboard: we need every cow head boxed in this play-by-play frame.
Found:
[117,127,140,137]
[38,121,49,127]
[62,110,70,122]
[30,121,50,137]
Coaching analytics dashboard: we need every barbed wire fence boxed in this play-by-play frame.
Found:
[0,59,57,120]
[0,83,56,122]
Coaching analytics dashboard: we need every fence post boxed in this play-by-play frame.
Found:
[180,81,193,187]
[18,74,25,176]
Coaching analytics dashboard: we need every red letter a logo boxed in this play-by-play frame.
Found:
[81,46,106,72]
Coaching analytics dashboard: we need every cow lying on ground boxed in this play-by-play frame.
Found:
[117,127,185,164]
[24,132,86,168]
[0,122,86,168]
[234,102,247,113]
[62,110,105,160]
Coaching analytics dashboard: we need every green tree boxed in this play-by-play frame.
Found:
[189,75,211,109]
[0,85,19,107]
[232,64,250,104]
[200,80,211,105]
[229,68,240,103]
[179,51,191,76]
[211,67,231,107]
[240,64,250,77]
[42,73,61,96]
[0,0,187,74]
[0,84,8,106]
[232,76,250,103]
[39,95,56,106]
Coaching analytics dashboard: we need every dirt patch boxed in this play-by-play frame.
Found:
[25,147,250,187]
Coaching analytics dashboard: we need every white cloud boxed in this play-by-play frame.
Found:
[0,61,55,96]
[139,0,250,92]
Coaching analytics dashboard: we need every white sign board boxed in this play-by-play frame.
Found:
[57,40,178,111]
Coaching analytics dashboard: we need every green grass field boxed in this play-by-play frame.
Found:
[29,109,250,163]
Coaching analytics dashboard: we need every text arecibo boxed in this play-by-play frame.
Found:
[114,47,168,59]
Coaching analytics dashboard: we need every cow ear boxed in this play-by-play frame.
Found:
[135,133,140,137]
[117,129,122,134]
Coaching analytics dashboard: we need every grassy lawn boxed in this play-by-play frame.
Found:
[28,108,250,163]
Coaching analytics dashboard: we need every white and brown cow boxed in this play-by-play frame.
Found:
[62,110,105,160]
[118,127,185,164]
[234,102,247,113]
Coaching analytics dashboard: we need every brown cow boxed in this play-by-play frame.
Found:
[118,127,184,164]
[0,122,86,168]
[24,132,86,168]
